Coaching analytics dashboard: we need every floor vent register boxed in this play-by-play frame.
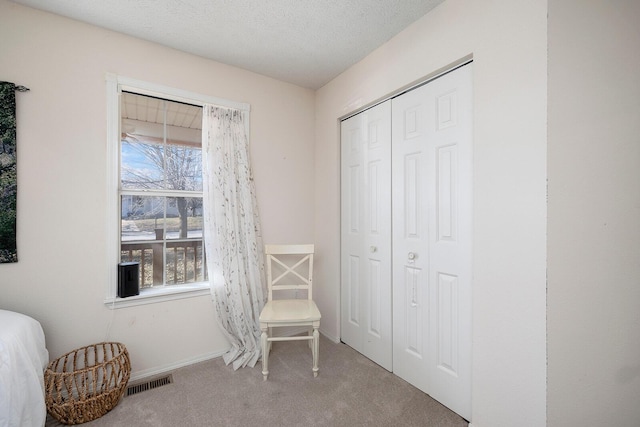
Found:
[126,374,174,396]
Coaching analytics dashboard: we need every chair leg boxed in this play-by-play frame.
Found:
[261,328,269,381]
[312,327,319,378]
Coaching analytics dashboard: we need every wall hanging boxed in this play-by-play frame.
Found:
[0,81,28,263]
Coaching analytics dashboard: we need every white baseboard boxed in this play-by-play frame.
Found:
[320,329,340,343]
[130,349,227,382]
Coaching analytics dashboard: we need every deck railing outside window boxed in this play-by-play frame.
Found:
[121,237,206,288]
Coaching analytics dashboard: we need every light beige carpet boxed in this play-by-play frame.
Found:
[47,335,468,426]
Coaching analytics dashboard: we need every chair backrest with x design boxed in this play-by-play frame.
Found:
[265,244,314,302]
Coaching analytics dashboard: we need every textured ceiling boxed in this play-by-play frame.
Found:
[10,0,444,89]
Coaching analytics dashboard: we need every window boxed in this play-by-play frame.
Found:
[105,75,250,307]
[119,92,206,289]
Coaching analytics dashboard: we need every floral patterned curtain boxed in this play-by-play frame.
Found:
[0,82,18,263]
[202,105,266,370]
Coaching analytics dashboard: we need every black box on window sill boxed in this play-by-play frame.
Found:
[118,262,140,298]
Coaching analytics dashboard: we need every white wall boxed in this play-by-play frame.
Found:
[315,1,547,425]
[547,1,640,425]
[0,0,315,377]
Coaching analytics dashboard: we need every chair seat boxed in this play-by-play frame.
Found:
[260,299,321,323]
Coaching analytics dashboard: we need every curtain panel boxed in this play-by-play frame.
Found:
[0,82,18,263]
[202,105,266,370]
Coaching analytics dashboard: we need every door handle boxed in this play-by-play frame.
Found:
[370,246,377,253]
[408,252,416,260]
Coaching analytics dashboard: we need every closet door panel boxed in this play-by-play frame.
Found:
[392,93,432,394]
[392,64,472,420]
[340,100,392,371]
[341,119,363,346]
[429,69,473,420]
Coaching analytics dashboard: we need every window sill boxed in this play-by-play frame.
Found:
[104,282,211,309]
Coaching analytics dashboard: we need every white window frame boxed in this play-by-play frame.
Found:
[104,74,249,309]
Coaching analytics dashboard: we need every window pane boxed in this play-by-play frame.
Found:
[165,240,206,285]
[121,93,203,192]
[165,197,203,240]
[121,195,166,241]
[164,144,203,191]
[165,101,202,191]
[121,195,166,288]
[121,139,165,190]
[120,247,154,289]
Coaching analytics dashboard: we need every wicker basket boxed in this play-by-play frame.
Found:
[44,342,131,425]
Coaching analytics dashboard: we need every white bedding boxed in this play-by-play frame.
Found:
[0,310,49,427]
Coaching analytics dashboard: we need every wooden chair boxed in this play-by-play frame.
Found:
[259,244,321,380]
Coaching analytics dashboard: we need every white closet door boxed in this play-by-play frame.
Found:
[392,64,473,419]
[340,100,392,371]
